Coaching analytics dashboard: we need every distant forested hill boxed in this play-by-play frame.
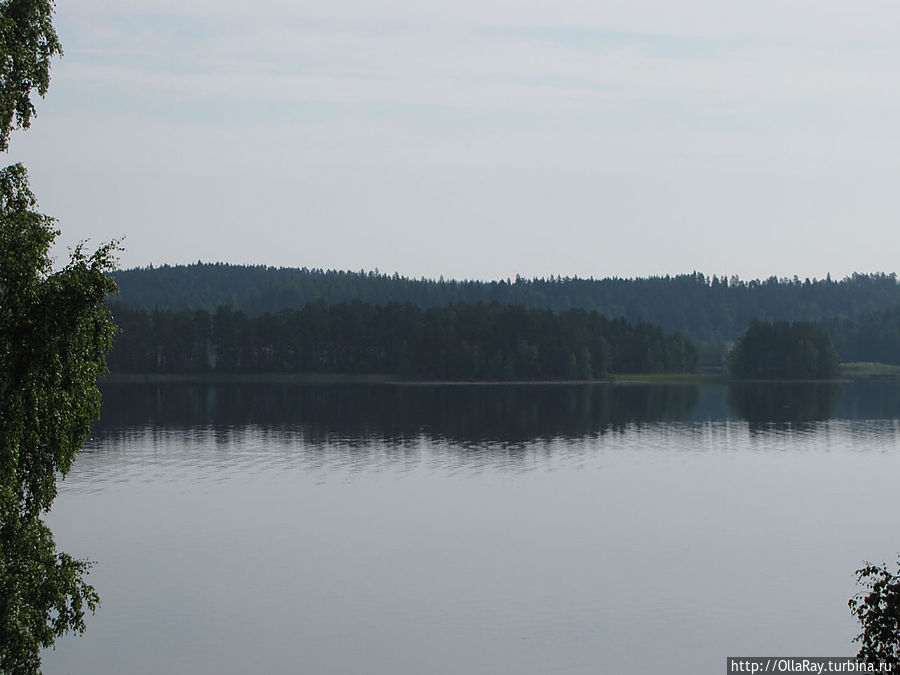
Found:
[111,264,900,343]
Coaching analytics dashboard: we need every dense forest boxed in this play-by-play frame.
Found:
[107,301,698,380]
[111,264,900,345]
[728,321,840,380]
[822,306,900,365]
[106,264,900,372]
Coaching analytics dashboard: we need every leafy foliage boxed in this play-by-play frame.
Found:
[0,164,118,512]
[850,559,900,667]
[0,1,116,670]
[0,164,117,672]
[728,321,839,380]
[0,0,61,152]
[0,514,99,674]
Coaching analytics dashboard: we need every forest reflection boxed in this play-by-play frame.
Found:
[727,382,841,432]
[95,382,701,444]
[94,380,900,446]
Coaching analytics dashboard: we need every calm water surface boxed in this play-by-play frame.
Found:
[43,382,900,674]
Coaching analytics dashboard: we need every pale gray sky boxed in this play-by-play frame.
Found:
[7,0,900,280]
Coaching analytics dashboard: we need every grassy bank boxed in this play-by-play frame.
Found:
[611,372,727,385]
[840,362,900,379]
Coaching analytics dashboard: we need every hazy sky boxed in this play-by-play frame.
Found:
[7,1,900,280]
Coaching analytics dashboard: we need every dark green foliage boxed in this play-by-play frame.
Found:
[107,301,698,380]
[850,559,900,667]
[728,321,840,380]
[0,515,99,674]
[0,3,114,670]
[0,164,117,672]
[823,306,900,365]
[0,164,118,512]
[111,265,900,347]
[0,0,61,152]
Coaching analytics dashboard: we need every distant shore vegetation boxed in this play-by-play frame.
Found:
[728,321,840,380]
[107,301,698,381]
[110,264,900,371]
[112,266,900,346]
[106,264,900,378]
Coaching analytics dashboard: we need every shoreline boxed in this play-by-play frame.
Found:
[99,369,895,385]
[101,372,724,386]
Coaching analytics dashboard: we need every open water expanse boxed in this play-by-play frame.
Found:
[43,381,900,674]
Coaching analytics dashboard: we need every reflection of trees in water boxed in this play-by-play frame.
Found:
[95,383,700,444]
[727,383,841,431]
[836,381,900,420]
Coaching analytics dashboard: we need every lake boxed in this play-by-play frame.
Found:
[43,381,900,674]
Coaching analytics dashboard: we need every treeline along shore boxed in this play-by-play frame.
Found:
[105,264,900,378]
[107,301,698,380]
[112,264,900,343]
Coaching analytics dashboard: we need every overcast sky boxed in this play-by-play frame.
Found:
[7,0,900,280]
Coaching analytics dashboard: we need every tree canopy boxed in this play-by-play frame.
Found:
[0,0,60,151]
[111,264,900,344]
[0,1,118,671]
[110,264,900,369]
[0,163,117,672]
[728,321,840,380]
